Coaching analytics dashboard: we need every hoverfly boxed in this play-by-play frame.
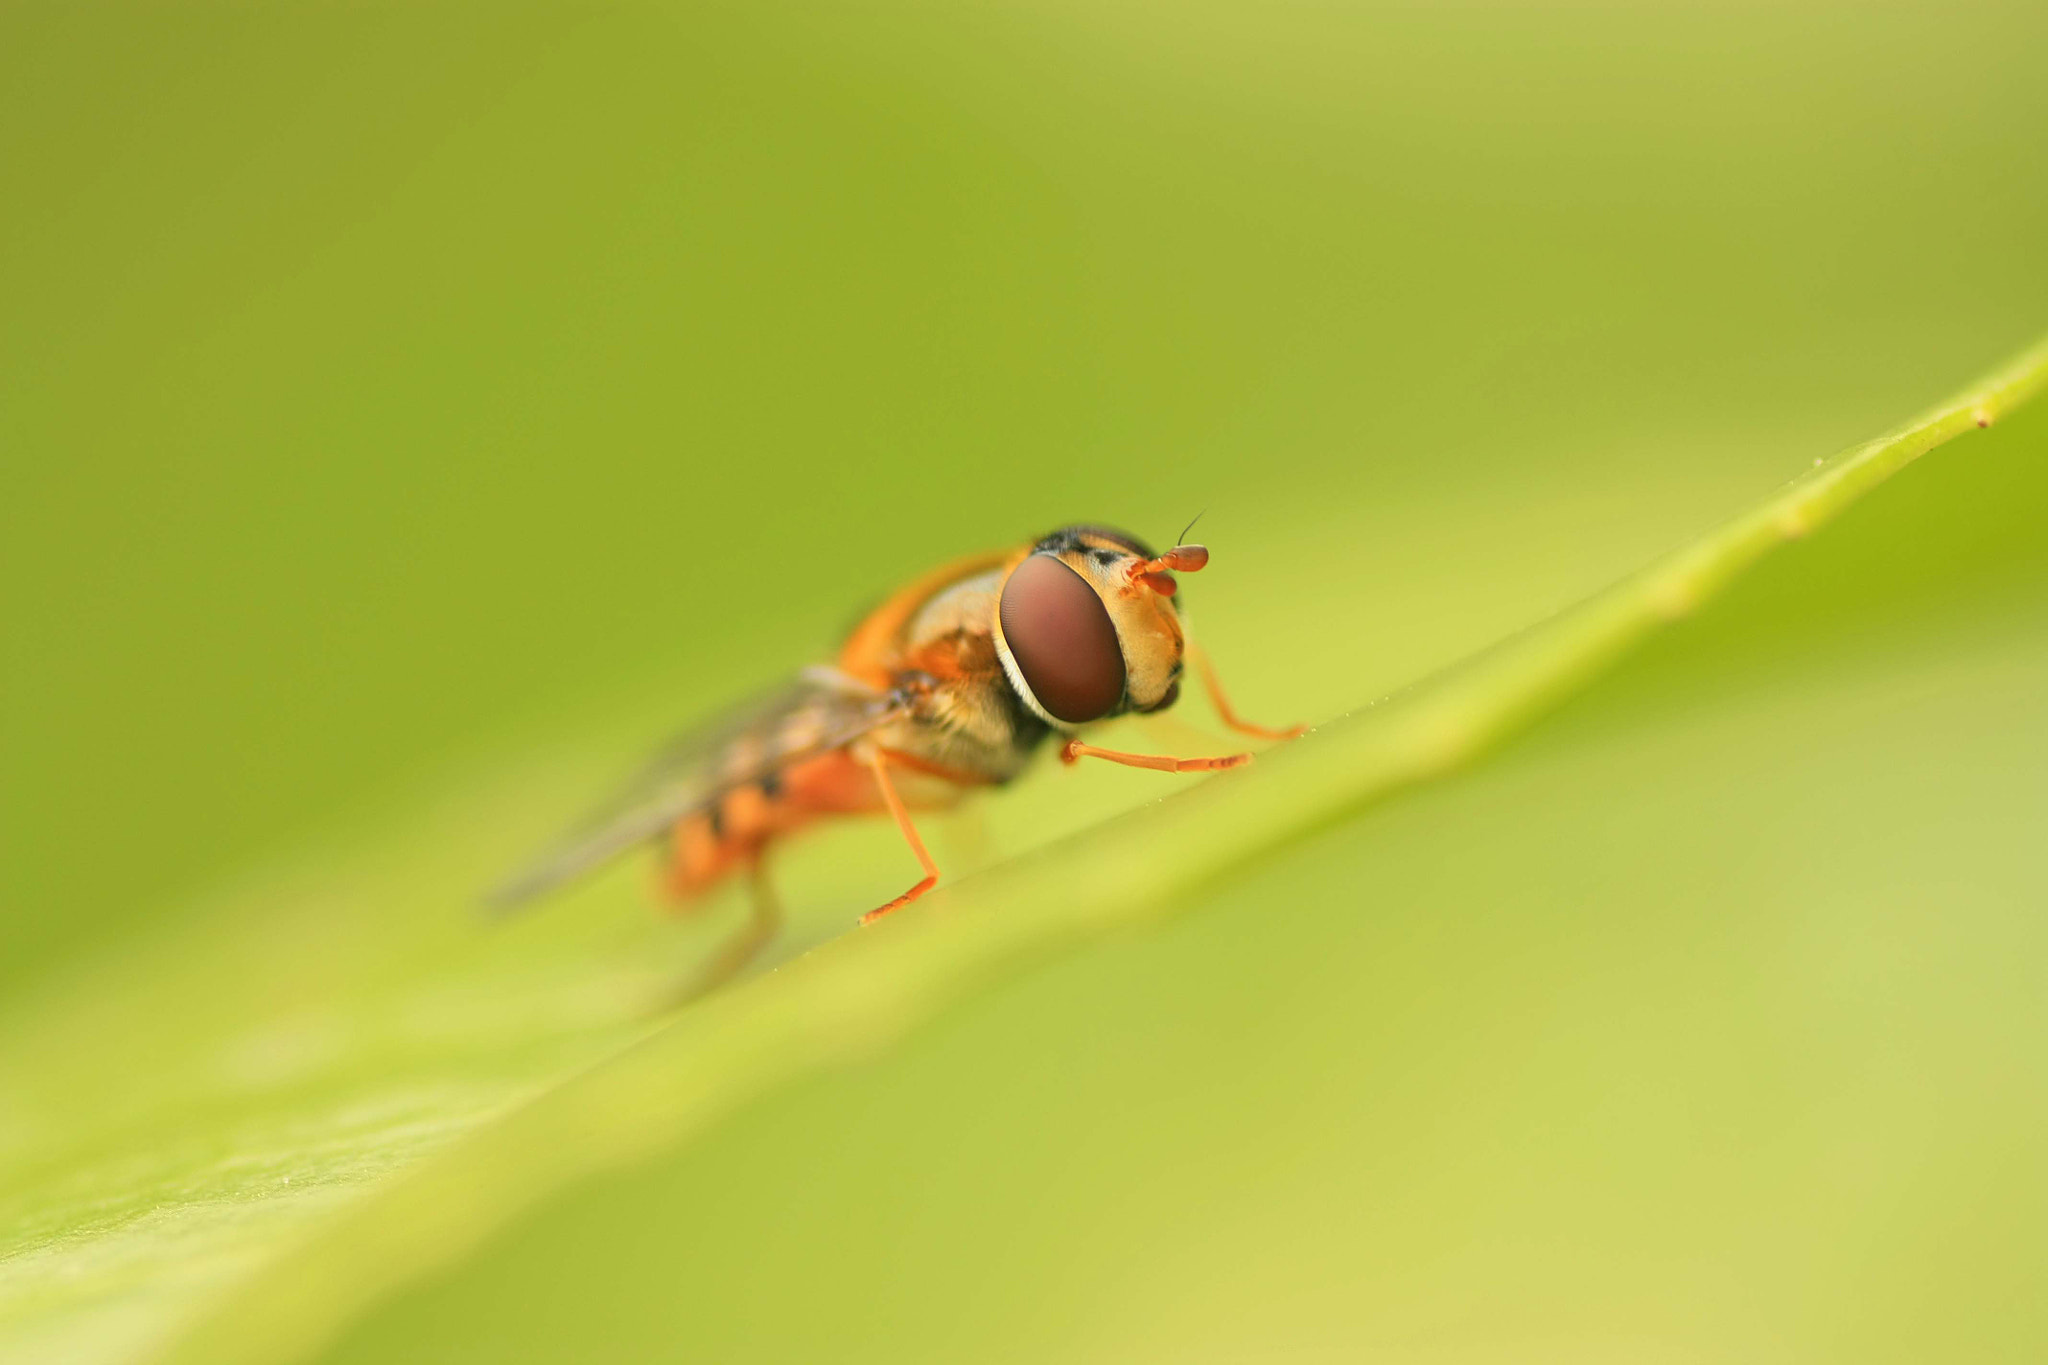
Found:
[490,523,1300,990]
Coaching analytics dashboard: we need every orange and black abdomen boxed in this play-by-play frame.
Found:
[661,750,886,902]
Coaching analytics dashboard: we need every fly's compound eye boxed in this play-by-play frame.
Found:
[999,555,1126,724]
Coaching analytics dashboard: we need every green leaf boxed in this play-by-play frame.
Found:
[322,387,2048,1364]
[163,340,2048,1365]
[5,328,2036,1361]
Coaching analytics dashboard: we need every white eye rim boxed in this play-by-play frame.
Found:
[992,629,1069,729]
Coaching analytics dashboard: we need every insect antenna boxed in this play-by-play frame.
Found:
[1175,510,1206,548]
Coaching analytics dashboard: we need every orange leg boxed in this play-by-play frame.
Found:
[1060,738,1252,772]
[663,854,781,1009]
[663,812,725,900]
[859,749,941,925]
[1191,645,1307,741]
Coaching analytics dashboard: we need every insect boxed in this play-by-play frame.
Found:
[489,523,1302,992]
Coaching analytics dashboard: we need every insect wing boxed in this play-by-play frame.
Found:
[485,675,905,912]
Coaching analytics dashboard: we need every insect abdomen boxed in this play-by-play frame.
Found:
[662,751,884,902]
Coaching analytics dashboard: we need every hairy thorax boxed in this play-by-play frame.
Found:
[877,567,1050,785]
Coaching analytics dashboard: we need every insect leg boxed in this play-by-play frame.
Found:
[858,749,940,925]
[661,812,722,900]
[667,854,783,1007]
[1190,643,1308,741]
[1060,739,1252,773]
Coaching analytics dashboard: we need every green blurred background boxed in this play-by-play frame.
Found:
[9,0,2043,988]
[3,0,2046,1359]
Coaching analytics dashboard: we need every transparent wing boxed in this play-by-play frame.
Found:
[484,671,906,913]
